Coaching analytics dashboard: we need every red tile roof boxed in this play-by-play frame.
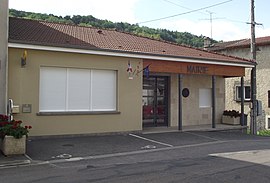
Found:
[9,17,254,65]
[209,36,270,51]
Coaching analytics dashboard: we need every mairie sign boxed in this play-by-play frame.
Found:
[187,65,209,74]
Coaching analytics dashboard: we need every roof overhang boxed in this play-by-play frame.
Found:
[8,42,255,68]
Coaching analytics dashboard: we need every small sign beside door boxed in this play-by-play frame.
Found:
[22,104,32,113]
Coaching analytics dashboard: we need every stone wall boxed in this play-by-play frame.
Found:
[219,45,270,130]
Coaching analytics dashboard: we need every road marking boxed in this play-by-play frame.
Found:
[129,133,173,147]
[4,139,269,168]
[210,149,270,166]
[44,139,270,165]
[45,140,226,165]
[65,157,83,162]
[0,160,31,169]
[141,145,156,149]
[51,153,73,159]
[2,138,270,169]
[24,154,33,161]
[184,131,220,141]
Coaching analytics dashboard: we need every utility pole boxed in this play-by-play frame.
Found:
[0,0,9,115]
[250,0,257,135]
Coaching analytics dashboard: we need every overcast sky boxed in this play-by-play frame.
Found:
[9,0,270,41]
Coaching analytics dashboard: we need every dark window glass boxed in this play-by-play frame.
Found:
[237,87,242,99]
[236,86,251,101]
[245,86,251,99]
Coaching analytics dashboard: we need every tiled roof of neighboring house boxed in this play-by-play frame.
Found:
[208,36,270,51]
[9,17,254,65]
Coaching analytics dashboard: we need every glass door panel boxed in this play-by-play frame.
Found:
[143,76,168,127]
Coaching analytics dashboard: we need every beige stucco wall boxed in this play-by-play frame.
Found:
[170,74,225,127]
[8,47,228,135]
[8,48,143,136]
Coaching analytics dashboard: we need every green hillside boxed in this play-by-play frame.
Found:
[9,9,216,48]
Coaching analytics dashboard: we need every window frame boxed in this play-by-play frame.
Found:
[235,85,251,102]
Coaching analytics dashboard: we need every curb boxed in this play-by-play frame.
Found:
[185,126,248,132]
[0,160,31,168]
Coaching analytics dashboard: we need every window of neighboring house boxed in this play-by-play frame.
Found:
[199,88,212,108]
[39,67,117,112]
[236,86,251,101]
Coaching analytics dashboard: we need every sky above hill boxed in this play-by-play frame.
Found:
[9,0,270,41]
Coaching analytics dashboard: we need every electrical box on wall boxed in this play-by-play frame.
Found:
[257,100,262,116]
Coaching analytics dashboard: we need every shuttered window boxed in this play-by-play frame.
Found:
[199,88,212,108]
[39,67,117,112]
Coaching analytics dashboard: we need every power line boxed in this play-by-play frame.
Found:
[164,0,251,26]
[226,18,249,24]
[138,0,233,24]
[163,0,208,15]
[163,0,190,10]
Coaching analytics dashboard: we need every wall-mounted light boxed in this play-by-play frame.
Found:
[21,50,27,67]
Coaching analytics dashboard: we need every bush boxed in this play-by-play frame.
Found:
[223,110,241,118]
[0,114,32,139]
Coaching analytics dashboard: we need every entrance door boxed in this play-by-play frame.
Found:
[143,76,169,127]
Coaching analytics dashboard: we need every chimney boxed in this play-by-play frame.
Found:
[203,37,211,50]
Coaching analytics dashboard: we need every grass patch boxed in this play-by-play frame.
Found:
[257,130,270,136]
[247,129,270,136]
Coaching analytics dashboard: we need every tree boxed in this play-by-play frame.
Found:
[9,9,216,47]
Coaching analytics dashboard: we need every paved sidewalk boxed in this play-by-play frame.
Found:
[0,130,268,168]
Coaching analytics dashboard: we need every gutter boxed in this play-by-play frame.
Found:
[8,42,255,68]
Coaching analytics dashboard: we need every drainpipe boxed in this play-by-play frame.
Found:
[212,75,216,128]
[178,74,183,131]
[240,76,245,126]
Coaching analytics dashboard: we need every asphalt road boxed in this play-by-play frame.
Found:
[1,131,270,183]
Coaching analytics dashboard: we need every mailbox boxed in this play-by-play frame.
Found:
[12,105,20,113]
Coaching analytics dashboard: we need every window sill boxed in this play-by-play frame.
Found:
[37,111,121,116]
[235,100,251,103]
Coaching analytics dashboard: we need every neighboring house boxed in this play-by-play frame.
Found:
[207,36,270,130]
[8,17,254,136]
